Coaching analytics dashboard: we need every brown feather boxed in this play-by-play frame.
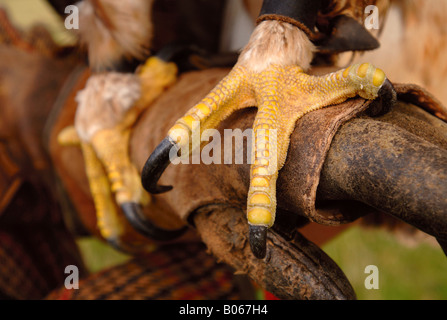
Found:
[322,0,391,22]
[77,0,153,71]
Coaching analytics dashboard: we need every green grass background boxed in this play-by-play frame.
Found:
[2,0,445,300]
[323,227,447,300]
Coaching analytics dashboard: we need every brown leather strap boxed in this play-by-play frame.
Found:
[256,0,328,37]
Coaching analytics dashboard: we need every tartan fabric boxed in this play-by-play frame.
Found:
[0,225,86,300]
[46,242,250,300]
[0,182,86,300]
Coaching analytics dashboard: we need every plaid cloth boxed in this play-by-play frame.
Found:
[46,242,253,300]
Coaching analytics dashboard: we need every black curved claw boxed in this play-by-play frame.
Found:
[249,225,268,259]
[379,79,397,108]
[142,137,179,194]
[121,202,187,241]
[367,78,397,117]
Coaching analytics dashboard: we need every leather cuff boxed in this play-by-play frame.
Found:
[256,0,327,37]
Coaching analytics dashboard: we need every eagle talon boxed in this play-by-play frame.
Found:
[58,56,179,250]
[141,137,178,194]
[378,79,397,109]
[249,225,268,259]
[366,79,397,117]
[143,20,395,258]
[121,202,187,241]
[146,61,394,258]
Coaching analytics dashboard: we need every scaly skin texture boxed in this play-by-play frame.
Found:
[80,139,125,240]
[167,61,387,255]
[58,127,129,244]
[58,57,177,251]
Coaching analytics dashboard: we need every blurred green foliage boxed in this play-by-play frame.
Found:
[76,237,131,274]
[323,227,447,300]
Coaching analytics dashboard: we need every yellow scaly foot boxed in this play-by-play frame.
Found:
[141,23,396,259]
[58,57,186,252]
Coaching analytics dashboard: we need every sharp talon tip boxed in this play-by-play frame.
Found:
[249,225,268,259]
[368,79,397,117]
[381,79,397,101]
[152,184,173,194]
[142,137,178,194]
[121,202,187,241]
